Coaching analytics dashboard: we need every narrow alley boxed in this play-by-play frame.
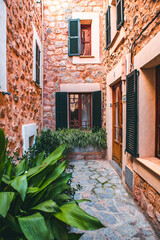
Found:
[70,160,159,240]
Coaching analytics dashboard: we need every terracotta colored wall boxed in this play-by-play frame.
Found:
[0,0,43,155]
[43,0,106,129]
[133,173,160,231]
[104,0,160,74]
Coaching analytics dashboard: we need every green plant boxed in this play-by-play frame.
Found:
[31,128,107,158]
[0,129,104,240]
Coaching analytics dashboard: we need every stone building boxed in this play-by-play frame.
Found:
[0,0,160,231]
[0,0,43,155]
[43,0,106,130]
[104,0,160,229]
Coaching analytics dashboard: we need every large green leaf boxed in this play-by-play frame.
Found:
[0,192,15,217]
[0,129,6,185]
[5,213,22,233]
[53,203,104,230]
[51,217,69,240]
[15,160,26,177]
[11,175,28,201]
[39,161,66,191]
[27,145,66,178]
[34,151,45,166]
[18,213,49,240]
[68,233,83,240]
[31,200,60,213]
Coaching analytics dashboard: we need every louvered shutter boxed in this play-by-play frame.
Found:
[126,70,138,157]
[36,41,40,85]
[106,6,111,48]
[116,0,124,30]
[92,91,102,130]
[56,92,68,130]
[68,19,80,56]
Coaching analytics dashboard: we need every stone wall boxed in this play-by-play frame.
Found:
[133,173,160,231]
[0,0,43,155]
[103,0,160,74]
[43,0,106,129]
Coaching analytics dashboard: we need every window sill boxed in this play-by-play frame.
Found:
[79,55,95,58]
[133,157,160,193]
[136,157,160,177]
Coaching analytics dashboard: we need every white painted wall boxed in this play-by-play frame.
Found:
[0,1,7,92]
[134,33,160,158]
[22,123,37,153]
[33,24,42,86]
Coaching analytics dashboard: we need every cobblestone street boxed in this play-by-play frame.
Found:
[70,160,159,240]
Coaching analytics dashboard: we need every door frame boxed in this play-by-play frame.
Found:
[112,81,123,167]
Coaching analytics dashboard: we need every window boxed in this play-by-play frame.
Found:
[106,6,111,48]
[156,65,160,158]
[69,93,91,129]
[22,124,37,153]
[68,20,91,57]
[56,91,102,130]
[33,25,42,86]
[81,25,91,56]
[0,1,7,92]
[36,42,40,85]
[116,0,124,30]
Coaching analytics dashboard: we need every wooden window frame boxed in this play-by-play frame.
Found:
[69,93,92,129]
[36,41,40,85]
[156,65,160,158]
[80,24,91,56]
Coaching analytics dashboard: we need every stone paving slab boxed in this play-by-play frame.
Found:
[70,160,159,240]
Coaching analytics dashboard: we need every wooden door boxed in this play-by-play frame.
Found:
[112,82,122,167]
[156,65,160,158]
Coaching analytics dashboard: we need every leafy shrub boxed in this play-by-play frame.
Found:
[32,128,107,157]
[0,129,104,240]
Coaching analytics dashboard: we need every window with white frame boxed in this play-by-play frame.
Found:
[68,12,101,64]
[33,25,42,86]
[0,1,7,92]
[22,123,37,153]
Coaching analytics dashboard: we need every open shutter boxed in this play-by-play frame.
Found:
[68,19,80,56]
[106,6,111,48]
[92,91,102,130]
[126,70,138,157]
[116,0,124,30]
[56,92,68,130]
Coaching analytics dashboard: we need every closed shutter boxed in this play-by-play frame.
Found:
[116,0,124,30]
[68,19,80,56]
[106,6,111,48]
[126,70,138,157]
[36,41,40,85]
[92,91,102,130]
[56,92,68,130]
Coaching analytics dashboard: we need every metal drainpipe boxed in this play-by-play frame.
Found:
[41,0,44,129]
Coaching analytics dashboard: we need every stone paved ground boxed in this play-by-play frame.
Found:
[70,160,159,240]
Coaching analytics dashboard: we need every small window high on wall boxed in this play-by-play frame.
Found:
[68,19,92,57]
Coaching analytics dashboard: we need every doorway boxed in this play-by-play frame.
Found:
[112,81,122,167]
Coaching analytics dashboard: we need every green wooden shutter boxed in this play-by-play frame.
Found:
[92,91,102,130]
[116,0,124,30]
[106,6,111,48]
[56,92,68,130]
[68,19,80,56]
[126,70,139,157]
